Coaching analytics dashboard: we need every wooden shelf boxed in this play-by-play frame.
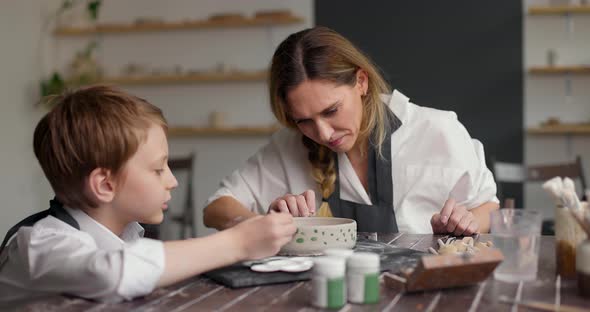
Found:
[169,126,280,137]
[529,5,590,15]
[528,66,590,75]
[527,124,590,135]
[100,70,267,85]
[55,16,304,36]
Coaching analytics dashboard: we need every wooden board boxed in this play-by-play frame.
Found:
[527,124,590,136]
[168,126,279,137]
[100,71,268,85]
[384,248,503,292]
[529,6,590,15]
[528,66,590,75]
[54,16,304,36]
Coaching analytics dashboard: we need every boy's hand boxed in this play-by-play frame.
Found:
[267,190,316,217]
[431,198,479,236]
[231,213,296,260]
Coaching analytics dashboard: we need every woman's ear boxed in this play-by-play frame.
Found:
[86,167,116,204]
[356,69,369,96]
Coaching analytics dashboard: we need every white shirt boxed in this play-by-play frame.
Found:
[206,90,498,233]
[0,207,165,304]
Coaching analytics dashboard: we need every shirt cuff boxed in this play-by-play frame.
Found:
[117,238,165,300]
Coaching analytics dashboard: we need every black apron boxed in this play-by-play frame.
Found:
[326,111,402,233]
[0,198,79,254]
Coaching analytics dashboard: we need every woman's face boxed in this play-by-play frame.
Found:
[287,71,368,153]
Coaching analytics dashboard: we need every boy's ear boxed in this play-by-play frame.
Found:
[87,168,116,204]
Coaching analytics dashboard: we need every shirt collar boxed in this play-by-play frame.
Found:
[381,89,410,122]
[64,207,145,251]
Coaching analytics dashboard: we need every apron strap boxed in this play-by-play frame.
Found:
[0,198,79,253]
[325,108,402,232]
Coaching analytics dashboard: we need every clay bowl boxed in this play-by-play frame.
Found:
[279,217,357,256]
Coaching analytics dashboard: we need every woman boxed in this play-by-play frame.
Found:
[203,27,499,235]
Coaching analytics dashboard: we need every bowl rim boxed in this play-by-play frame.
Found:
[293,217,356,228]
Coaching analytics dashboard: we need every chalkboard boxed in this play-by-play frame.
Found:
[315,1,524,205]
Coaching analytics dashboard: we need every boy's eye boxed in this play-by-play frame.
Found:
[155,169,164,175]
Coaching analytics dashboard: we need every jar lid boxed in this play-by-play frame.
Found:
[313,256,345,277]
[323,248,354,258]
[347,252,380,269]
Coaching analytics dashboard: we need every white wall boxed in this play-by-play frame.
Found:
[0,1,55,236]
[524,0,590,218]
[9,0,584,236]
[2,0,313,238]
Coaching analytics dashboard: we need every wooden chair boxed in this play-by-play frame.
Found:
[168,153,197,239]
[489,155,586,234]
[142,153,197,240]
[490,155,586,208]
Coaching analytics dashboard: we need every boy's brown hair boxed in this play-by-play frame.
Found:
[34,85,167,209]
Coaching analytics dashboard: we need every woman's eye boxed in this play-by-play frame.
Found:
[155,169,164,175]
[324,109,337,116]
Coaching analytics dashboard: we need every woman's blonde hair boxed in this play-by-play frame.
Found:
[269,26,391,202]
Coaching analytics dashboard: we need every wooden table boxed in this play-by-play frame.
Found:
[16,234,590,311]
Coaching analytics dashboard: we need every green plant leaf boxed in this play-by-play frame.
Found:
[40,72,66,98]
[87,0,101,20]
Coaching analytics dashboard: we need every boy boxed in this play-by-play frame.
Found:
[0,85,296,304]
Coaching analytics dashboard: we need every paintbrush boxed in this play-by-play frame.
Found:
[542,177,565,206]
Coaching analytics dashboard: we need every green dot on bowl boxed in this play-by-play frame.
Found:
[311,237,317,241]
[314,229,318,233]
[296,238,304,243]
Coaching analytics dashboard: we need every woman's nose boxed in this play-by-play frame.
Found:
[316,120,333,143]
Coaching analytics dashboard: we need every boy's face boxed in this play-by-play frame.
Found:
[112,124,178,224]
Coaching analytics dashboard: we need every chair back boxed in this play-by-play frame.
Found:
[490,155,586,208]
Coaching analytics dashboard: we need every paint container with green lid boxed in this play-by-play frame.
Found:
[311,256,346,309]
[346,252,380,304]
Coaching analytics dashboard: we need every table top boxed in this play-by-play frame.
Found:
[16,234,590,312]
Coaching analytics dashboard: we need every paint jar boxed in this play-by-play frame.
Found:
[323,248,354,259]
[577,239,590,298]
[346,252,380,304]
[311,257,346,309]
[555,203,588,278]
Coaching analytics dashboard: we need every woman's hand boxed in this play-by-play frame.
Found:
[267,190,316,217]
[431,198,479,236]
